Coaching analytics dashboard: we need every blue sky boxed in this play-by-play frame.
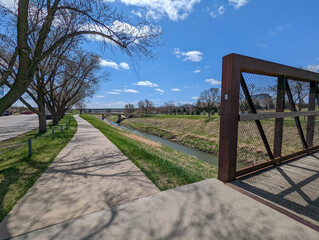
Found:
[86,0,319,108]
[3,0,319,108]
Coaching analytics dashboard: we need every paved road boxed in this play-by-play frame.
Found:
[0,115,159,239]
[0,114,39,141]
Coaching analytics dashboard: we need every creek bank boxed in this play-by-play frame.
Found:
[107,115,220,155]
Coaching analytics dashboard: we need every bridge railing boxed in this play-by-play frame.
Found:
[218,54,319,182]
[83,108,126,114]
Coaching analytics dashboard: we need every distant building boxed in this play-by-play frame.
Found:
[251,94,274,108]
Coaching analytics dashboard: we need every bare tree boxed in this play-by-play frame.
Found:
[45,51,102,125]
[268,80,308,111]
[19,40,76,132]
[138,99,154,115]
[289,81,308,111]
[199,88,220,118]
[0,0,161,113]
[164,100,175,115]
[124,103,135,114]
[75,101,87,115]
[183,104,195,115]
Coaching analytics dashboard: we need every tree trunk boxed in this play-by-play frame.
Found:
[57,108,63,121]
[53,114,59,125]
[0,0,32,114]
[37,85,47,133]
[38,112,47,133]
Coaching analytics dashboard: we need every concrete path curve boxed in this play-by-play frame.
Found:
[0,115,159,239]
[8,178,319,240]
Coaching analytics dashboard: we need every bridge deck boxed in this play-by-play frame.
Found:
[233,152,319,228]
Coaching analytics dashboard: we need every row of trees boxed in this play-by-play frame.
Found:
[0,0,161,132]
[124,87,221,117]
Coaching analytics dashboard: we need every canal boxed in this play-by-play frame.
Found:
[103,118,219,166]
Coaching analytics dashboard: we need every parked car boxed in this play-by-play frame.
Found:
[3,110,12,116]
[1,110,12,116]
[20,111,34,114]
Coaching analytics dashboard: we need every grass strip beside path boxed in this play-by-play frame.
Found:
[81,114,217,191]
[0,115,77,222]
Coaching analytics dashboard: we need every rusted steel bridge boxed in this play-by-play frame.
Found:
[218,54,319,231]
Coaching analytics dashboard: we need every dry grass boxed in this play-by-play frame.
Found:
[236,119,317,169]
[119,117,220,154]
[120,132,162,148]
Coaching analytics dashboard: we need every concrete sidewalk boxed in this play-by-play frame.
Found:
[0,115,159,239]
[9,178,319,240]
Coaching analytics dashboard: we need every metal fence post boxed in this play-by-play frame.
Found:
[52,128,55,140]
[306,81,316,147]
[69,115,71,125]
[28,139,32,156]
[218,54,241,183]
[273,76,286,158]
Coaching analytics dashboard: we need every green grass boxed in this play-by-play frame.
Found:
[0,115,77,222]
[81,114,217,191]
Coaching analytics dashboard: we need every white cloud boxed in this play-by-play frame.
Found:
[96,95,105,98]
[306,65,319,72]
[155,88,165,93]
[83,20,161,44]
[119,0,200,21]
[192,96,199,100]
[99,59,119,69]
[106,91,121,95]
[131,9,143,18]
[171,88,181,91]
[113,89,122,92]
[269,24,290,35]
[205,78,221,85]
[210,5,225,18]
[119,62,130,70]
[173,48,203,62]
[229,0,249,9]
[124,89,139,93]
[133,80,158,87]
[193,69,201,73]
[99,59,130,70]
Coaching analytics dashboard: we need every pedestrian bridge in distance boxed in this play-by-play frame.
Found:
[83,108,126,114]
[82,108,136,123]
